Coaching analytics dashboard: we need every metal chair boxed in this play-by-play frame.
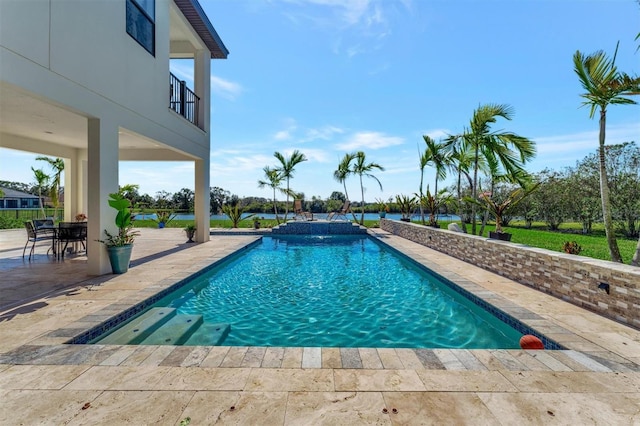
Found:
[22,221,56,260]
[294,199,313,221]
[328,200,351,221]
[57,222,87,259]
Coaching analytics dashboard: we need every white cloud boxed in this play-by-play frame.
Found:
[211,75,244,100]
[335,131,405,150]
[276,0,411,57]
[303,125,344,142]
[421,129,451,140]
[534,123,640,155]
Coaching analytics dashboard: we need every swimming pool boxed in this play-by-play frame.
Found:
[90,235,531,348]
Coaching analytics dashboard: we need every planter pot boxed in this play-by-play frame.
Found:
[489,231,512,241]
[158,222,165,229]
[379,212,386,218]
[185,230,196,243]
[107,244,133,274]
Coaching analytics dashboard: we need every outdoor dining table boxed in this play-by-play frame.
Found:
[56,222,87,259]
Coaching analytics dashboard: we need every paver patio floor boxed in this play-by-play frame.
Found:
[0,227,638,424]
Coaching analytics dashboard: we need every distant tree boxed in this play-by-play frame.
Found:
[258,166,286,223]
[531,169,573,230]
[155,190,172,209]
[119,184,140,206]
[210,187,230,214]
[574,42,640,262]
[329,191,346,202]
[351,151,384,225]
[36,156,64,220]
[333,152,358,221]
[0,181,32,193]
[418,136,450,225]
[274,150,307,221]
[31,167,49,218]
[172,188,195,211]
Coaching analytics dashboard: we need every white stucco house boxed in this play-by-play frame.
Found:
[0,0,228,274]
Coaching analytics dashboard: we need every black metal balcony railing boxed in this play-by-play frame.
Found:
[169,72,200,127]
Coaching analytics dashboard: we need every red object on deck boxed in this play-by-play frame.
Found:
[520,334,545,350]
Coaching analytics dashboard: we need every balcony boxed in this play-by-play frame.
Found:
[169,72,200,128]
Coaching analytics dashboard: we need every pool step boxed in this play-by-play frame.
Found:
[184,322,231,346]
[97,307,176,345]
[167,281,209,309]
[139,314,204,345]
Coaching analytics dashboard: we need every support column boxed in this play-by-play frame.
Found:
[194,49,211,132]
[63,157,74,222]
[194,158,210,242]
[87,117,120,275]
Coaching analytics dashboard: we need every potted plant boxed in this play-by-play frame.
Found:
[395,194,417,222]
[98,193,140,273]
[417,187,452,228]
[184,223,196,243]
[469,183,540,241]
[375,198,389,218]
[253,217,262,229]
[153,209,176,228]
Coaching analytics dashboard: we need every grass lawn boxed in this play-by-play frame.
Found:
[136,218,637,264]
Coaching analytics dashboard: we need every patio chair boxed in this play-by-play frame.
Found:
[294,199,313,221]
[22,221,56,260]
[328,200,351,221]
[57,222,87,259]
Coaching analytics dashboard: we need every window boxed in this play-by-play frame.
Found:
[126,0,155,55]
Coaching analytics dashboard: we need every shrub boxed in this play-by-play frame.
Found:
[562,241,582,255]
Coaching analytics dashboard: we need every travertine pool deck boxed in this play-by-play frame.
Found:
[0,227,639,424]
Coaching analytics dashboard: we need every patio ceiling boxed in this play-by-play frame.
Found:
[0,83,160,153]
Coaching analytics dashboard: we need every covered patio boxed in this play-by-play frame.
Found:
[0,227,638,424]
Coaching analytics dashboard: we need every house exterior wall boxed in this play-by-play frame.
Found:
[1,0,218,274]
[0,0,209,159]
[380,219,640,329]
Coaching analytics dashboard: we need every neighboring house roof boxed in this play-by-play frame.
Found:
[174,0,229,59]
[0,187,39,199]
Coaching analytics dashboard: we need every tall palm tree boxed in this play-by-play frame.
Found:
[258,166,285,224]
[418,136,450,224]
[274,150,307,221]
[31,167,50,218]
[461,104,535,235]
[444,134,475,233]
[333,152,357,221]
[574,43,640,263]
[351,151,384,225]
[36,156,65,221]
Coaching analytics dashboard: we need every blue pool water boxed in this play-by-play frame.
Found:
[135,235,523,348]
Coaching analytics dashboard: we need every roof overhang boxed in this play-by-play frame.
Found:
[174,0,229,59]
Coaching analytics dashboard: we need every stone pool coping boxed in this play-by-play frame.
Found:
[1,229,638,373]
[2,227,639,424]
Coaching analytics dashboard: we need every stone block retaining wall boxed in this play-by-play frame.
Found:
[381,219,640,329]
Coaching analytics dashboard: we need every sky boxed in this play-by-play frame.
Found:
[1,0,639,203]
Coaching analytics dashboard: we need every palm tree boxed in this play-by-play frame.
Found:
[36,156,65,221]
[444,134,475,233]
[351,151,384,225]
[574,43,640,263]
[333,152,358,221]
[274,150,307,221]
[31,167,50,218]
[455,104,535,235]
[258,166,285,224]
[418,136,450,225]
